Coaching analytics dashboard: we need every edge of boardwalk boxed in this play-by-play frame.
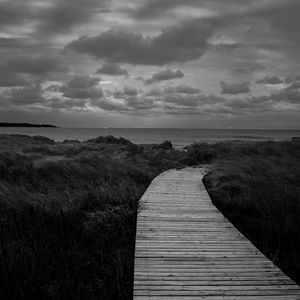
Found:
[133,167,300,299]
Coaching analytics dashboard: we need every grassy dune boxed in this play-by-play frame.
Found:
[196,141,300,284]
[0,134,186,300]
[0,135,299,299]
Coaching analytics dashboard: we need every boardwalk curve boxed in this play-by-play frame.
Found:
[133,167,300,299]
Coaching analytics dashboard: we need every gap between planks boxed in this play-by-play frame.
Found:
[133,167,300,299]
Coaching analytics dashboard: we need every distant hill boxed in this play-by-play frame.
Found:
[0,122,57,128]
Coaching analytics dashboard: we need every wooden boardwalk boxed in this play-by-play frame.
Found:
[133,167,300,299]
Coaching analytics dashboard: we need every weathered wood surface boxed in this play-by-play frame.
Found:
[133,167,300,299]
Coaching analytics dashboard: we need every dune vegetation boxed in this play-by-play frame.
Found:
[0,134,187,300]
[197,141,300,285]
[0,134,299,299]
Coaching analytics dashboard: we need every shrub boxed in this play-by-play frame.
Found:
[89,135,132,145]
[159,140,173,150]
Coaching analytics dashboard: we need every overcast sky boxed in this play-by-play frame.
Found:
[0,0,299,128]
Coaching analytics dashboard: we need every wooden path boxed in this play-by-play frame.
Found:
[133,167,300,299]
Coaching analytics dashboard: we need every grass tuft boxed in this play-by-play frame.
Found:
[201,141,300,284]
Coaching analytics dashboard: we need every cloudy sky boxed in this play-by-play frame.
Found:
[0,0,299,128]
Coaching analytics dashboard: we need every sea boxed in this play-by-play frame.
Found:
[0,127,299,149]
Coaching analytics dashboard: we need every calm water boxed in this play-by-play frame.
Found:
[0,128,299,148]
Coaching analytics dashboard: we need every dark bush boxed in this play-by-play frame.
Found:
[90,135,132,145]
[159,140,173,150]
[31,135,55,144]
[62,139,81,144]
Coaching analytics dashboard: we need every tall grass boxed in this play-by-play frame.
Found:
[200,141,300,284]
[0,135,186,299]
[1,134,299,298]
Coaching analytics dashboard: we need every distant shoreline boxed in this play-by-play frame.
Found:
[0,122,57,128]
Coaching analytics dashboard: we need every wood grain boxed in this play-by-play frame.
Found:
[133,167,300,299]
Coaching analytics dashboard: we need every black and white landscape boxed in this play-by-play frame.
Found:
[0,1,299,299]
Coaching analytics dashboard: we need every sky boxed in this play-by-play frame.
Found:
[0,0,299,129]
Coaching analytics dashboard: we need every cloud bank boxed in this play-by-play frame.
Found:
[220,82,250,95]
[0,0,299,128]
[96,63,129,76]
[256,76,285,85]
[144,69,184,85]
[66,20,212,65]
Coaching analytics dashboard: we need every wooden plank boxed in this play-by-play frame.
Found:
[134,285,300,291]
[134,297,300,300]
[134,280,295,285]
[133,167,300,299]
[134,290,300,296]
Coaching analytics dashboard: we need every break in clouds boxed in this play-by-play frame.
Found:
[0,0,299,128]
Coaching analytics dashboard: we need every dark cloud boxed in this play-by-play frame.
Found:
[270,77,300,104]
[165,85,201,94]
[225,96,270,112]
[95,95,156,112]
[66,19,212,65]
[45,97,87,110]
[131,0,300,65]
[253,0,300,44]
[2,83,44,105]
[220,81,250,95]
[66,75,100,89]
[271,89,300,104]
[211,43,241,53]
[0,76,105,112]
[2,80,298,118]
[209,0,300,59]
[285,77,294,84]
[0,73,28,87]
[131,0,244,20]
[1,82,90,112]
[162,93,227,109]
[111,86,139,100]
[144,69,184,85]
[135,76,145,82]
[125,96,156,110]
[93,99,129,111]
[0,1,31,28]
[283,75,300,90]
[46,84,63,92]
[132,0,195,19]
[0,37,28,48]
[0,55,67,76]
[111,88,157,111]
[232,62,272,75]
[160,93,230,115]
[113,90,126,99]
[106,84,298,116]
[0,0,108,35]
[163,93,201,107]
[2,85,101,112]
[256,76,284,85]
[58,75,299,113]
[145,88,162,96]
[96,63,129,76]
[143,88,223,109]
[61,87,103,100]
[60,75,103,99]
[223,86,300,114]
[123,86,138,96]
[0,0,298,126]
[37,0,108,35]
[287,81,300,90]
